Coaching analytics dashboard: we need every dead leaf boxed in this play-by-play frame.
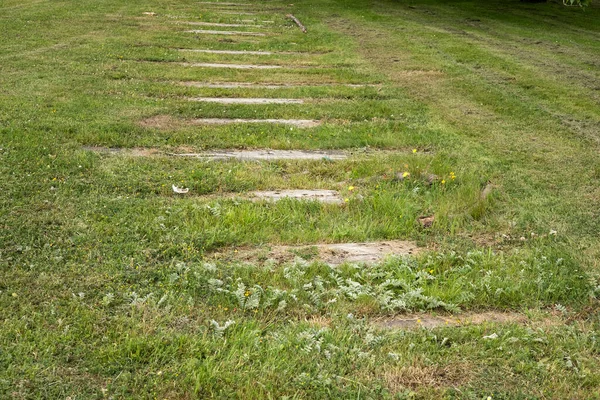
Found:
[423,173,439,186]
[172,184,189,194]
[481,182,495,200]
[418,215,435,228]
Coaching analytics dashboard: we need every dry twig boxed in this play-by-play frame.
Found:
[287,14,307,33]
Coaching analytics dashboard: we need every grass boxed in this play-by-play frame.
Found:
[1,0,600,398]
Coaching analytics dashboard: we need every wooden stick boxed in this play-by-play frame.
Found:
[287,14,306,33]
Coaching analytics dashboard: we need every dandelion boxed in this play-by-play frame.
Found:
[348,186,355,191]
[402,172,410,178]
[412,149,417,153]
[344,198,349,203]
[441,179,446,184]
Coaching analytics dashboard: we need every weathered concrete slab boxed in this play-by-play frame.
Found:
[375,312,526,330]
[179,21,262,28]
[182,82,282,88]
[171,150,345,160]
[180,81,373,89]
[185,29,266,36]
[190,118,319,127]
[250,190,343,204]
[137,115,319,129]
[82,146,160,157]
[187,97,304,104]
[207,11,258,15]
[198,1,253,4]
[321,241,418,264]
[183,62,282,69]
[241,19,274,23]
[213,240,420,266]
[179,49,272,55]
[83,147,345,161]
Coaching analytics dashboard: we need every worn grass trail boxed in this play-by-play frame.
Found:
[1,0,600,398]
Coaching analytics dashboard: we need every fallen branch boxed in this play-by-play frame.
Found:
[287,14,307,33]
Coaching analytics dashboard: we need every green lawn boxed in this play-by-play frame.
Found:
[1,0,599,398]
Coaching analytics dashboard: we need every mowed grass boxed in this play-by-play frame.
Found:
[1,0,600,398]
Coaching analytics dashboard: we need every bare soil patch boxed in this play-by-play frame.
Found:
[138,114,177,129]
[395,69,444,78]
